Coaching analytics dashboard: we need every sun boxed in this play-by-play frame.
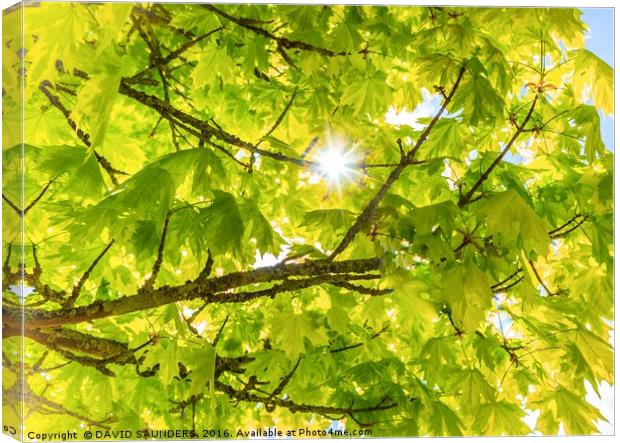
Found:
[314,142,358,187]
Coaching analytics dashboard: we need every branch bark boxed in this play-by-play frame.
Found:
[203,4,349,58]
[3,257,382,328]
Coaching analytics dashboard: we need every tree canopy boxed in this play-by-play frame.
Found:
[2,2,614,438]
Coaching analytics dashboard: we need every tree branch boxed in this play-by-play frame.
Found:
[490,267,524,292]
[196,249,214,282]
[39,81,128,185]
[329,281,393,296]
[328,65,467,259]
[20,327,135,363]
[548,213,590,239]
[265,357,302,409]
[488,213,593,295]
[141,213,171,291]
[492,275,524,293]
[119,81,421,173]
[2,178,57,217]
[1,194,21,216]
[330,325,388,354]
[208,273,382,305]
[458,95,538,206]
[23,178,57,215]
[64,241,115,307]
[4,257,382,328]
[526,258,557,296]
[204,4,350,58]
[215,379,396,426]
[212,314,229,347]
[261,90,297,141]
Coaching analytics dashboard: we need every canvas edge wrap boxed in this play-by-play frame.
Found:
[3,2,26,442]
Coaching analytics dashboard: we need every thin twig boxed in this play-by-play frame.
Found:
[64,241,115,307]
[142,212,171,291]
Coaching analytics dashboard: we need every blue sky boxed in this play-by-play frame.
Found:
[582,8,614,151]
[580,8,614,436]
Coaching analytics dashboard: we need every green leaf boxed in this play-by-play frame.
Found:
[532,388,605,435]
[447,368,495,412]
[418,118,467,159]
[270,311,329,359]
[572,326,613,384]
[240,200,285,255]
[452,59,505,125]
[192,45,236,88]
[64,153,105,198]
[341,76,393,115]
[200,190,245,256]
[441,262,493,330]
[429,401,463,436]
[332,20,362,52]
[408,200,458,235]
[570,49,613,115]
[142,340,179,385]
[301,208,355,247]
[418,336,457,383]
[477,190,550,254]
[75,50,124,149]
[473,401,531,436]
[24,3,93,84]
[571,105,605,163]
[185,344,216,397]
[301,208,355,230]
[192,149,225,196]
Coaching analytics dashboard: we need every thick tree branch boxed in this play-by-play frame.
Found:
[3,257,382,328]
[208,273,382,305]
[23,246,67,304]
[5,326,135,364]
[329,281,393,296]
[0,325,137,376]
